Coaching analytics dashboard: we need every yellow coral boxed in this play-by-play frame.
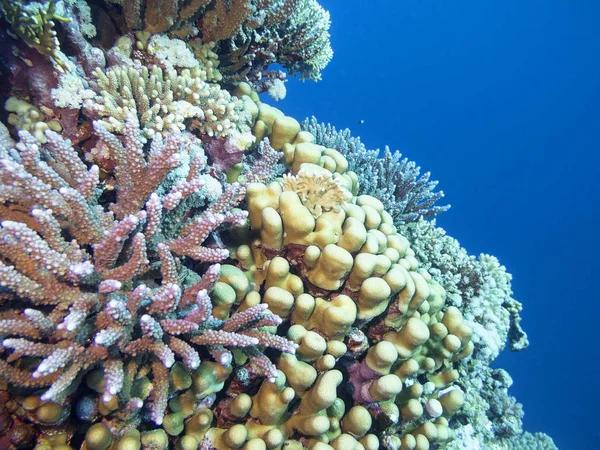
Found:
[5,97,62,143]
[0,0,70,69]
[282,168,351,218]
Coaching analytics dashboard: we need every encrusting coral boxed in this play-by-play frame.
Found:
[0,1,556,450]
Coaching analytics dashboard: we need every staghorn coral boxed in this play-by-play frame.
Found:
[85,61,249,139]
[0,114,294,443]
[0,95,529,448]
[303,117,451,224]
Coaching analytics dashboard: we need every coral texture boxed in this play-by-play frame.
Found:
[0,1,556,450]
[302,118,451,224]
[101,0,333,84]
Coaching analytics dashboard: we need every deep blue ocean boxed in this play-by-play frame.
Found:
[275,1,600,449]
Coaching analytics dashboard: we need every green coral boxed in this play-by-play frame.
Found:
[0,0,71,68]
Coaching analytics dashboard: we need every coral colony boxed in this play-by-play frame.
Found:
[0,1,555,449]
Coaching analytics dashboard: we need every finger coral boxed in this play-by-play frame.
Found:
[86,57,248,139]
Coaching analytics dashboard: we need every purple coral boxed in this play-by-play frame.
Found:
[0,112,294,431]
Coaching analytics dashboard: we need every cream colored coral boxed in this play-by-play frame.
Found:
[147,34,198,70]
[282,168,351,218]
[86,64,248,138]
[51,60,95,109]
[5,97,62,143]
[189,39,223,83]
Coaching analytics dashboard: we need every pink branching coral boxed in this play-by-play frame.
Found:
[0,112,293,433]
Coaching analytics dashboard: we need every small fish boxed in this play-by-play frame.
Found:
[358,119,365,125]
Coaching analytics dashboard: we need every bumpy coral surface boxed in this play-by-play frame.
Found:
[0,1,556,450]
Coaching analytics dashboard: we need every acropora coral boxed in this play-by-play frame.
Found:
[0,1,556,450]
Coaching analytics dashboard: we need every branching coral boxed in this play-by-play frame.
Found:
[200,0,253,42]
[503,432,558,450]
[0,0,71,69]
[0,98,484,448]
[0,113,293,439]
[303,117,450,224]
[101,0,333,83]
[211,0,333,82]
[105,0,212,33]
[85,63,248,139]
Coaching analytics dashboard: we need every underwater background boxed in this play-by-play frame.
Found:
[280,1,600,449]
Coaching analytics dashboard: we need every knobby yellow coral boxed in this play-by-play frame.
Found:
[282,168,351,218]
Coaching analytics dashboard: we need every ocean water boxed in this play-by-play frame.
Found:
[279,1,600,449]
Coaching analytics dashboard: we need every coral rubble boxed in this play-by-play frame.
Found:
[0,1,555,450]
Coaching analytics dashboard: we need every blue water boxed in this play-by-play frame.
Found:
[278,1,600,448]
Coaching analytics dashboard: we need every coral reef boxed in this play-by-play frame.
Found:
[0,1,556,449]
[85,60,247,139]
[302,118,451,224]
[101,0,333,85]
